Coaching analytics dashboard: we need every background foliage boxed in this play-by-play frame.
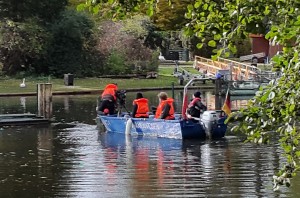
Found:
[0,19,49,75]
[0,0,160,77]
[0,0,67,23]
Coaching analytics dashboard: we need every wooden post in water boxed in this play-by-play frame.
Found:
[215,78,223,110]
[215,78,222,96]
[171,82,175,99]
[37,83,52,119]
[215,95,222,110]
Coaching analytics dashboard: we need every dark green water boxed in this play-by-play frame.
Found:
[0,92,299,197]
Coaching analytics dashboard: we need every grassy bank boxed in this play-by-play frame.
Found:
[0,76,173,93]
[158,66,200,77]
[0,64,213,94]
[0,76,214,94]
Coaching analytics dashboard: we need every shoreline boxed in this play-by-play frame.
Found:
[0,85,215,97]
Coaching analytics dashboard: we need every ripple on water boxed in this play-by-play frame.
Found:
[0,123,297,197]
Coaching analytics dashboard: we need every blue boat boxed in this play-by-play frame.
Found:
[97,79,228,139]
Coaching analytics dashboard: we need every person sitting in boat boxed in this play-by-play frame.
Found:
[132,92,149,118]
[154,92,175,120]
[186,91,207,119]
[97,83,118,115]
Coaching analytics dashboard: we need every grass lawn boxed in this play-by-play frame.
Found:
[0,64,210,94]
[0,76,185,94]
[159,66,200,77]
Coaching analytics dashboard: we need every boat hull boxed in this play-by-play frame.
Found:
[98,115,227,139]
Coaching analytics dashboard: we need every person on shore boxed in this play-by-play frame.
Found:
[97,83,118,115]
[154,92,175,120]
[132,92,149,118]
[186,91,207,119]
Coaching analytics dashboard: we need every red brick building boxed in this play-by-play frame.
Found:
[250,34,283,61]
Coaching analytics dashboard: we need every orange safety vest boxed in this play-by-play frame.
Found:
[101,84,118,100]
[155,98,175,120]
[133,98,149,118]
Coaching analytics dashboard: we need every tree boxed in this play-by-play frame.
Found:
[151,0,193,31]
[0,19,49,75]
[0,0,69,76]
[81,0,300,190]
[96,19,159,75]
[45,10,97,77]
[0,0,67,23]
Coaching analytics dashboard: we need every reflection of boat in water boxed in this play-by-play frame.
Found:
[99,132,231,156]
[98,132,233,195]
[98,132,230,162]
[98,132,183,151]
[98,132,231,154]
[97,78,228,139]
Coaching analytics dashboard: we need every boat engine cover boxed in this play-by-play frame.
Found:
[201,111,219,138]
[201,111,219,122]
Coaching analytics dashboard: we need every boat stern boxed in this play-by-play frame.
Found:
[180,120,206,139]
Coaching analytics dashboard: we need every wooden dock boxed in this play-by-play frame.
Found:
[0,113,50,126]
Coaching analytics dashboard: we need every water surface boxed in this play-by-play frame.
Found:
[0,92,299,197]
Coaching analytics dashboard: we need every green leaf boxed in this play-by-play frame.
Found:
[213,34,221,40]
[76,4,86,11]
[92,5,99,14]
[264,6,270,15]
[196,43,203,49]
[211,54,218,60]
[224,52,230,57]
[146,7,154,16]
[293,139,299,146]
[289,104,295,112]
[187,4,194,11]
[183,27,194,36]
[194,2,201,9]
[208,40,216,47]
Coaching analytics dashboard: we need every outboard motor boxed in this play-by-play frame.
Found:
[201,111,219,138]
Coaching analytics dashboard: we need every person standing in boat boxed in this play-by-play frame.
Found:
[155,92,175,120]
[132,92,149,118]
[97,83,118,115]
[186,91,207,119]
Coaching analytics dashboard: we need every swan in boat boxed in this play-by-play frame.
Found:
[158,52,166,61]
[20,78,26,88]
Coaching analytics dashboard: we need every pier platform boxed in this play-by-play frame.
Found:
[0,113,49,126]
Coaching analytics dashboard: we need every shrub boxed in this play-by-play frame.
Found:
[96,19,159,75]
[104,51,131,75]
[45,9,98,77]
[0,19,49,75]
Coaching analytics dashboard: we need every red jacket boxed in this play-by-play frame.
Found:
[188,97,201,107]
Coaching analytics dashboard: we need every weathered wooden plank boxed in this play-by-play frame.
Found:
[37,83,52,119]
[0,117,49,126]
[0,114,37,118]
